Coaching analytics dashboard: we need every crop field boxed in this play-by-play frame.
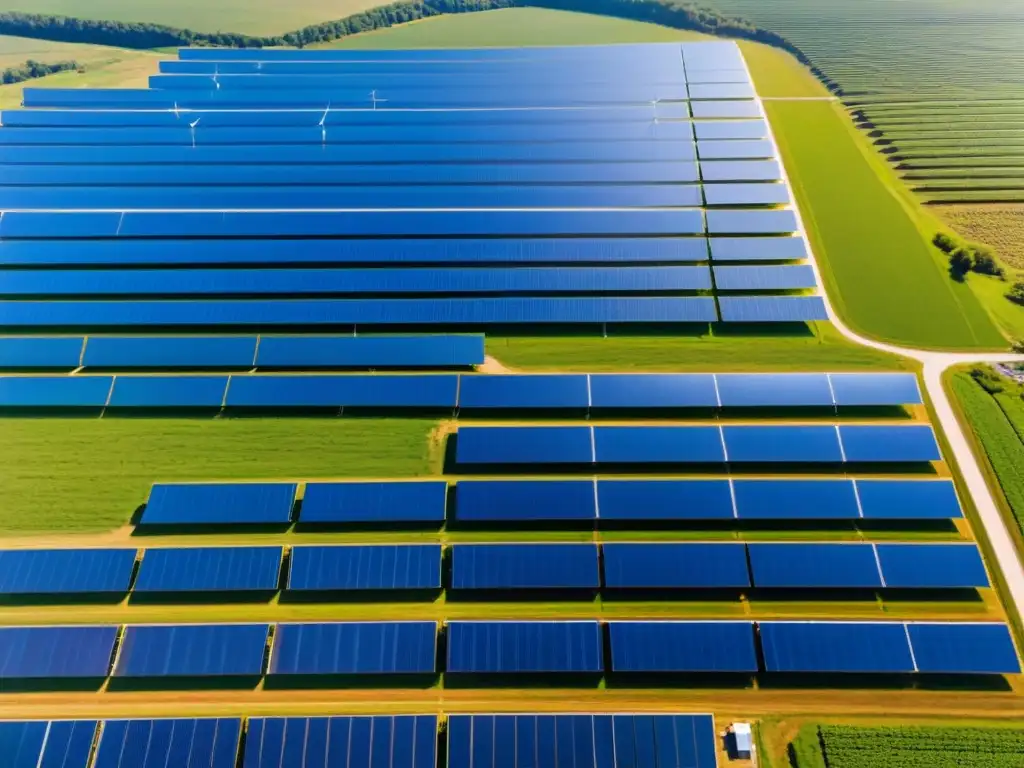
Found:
[939,206,1024,270]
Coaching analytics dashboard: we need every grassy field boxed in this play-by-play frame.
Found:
[0,0,383,35]
[939,205,1024,271]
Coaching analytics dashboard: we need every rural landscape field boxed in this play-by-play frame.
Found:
[0,1,1022,766]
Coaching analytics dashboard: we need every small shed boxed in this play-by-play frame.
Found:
[731,723,752,759]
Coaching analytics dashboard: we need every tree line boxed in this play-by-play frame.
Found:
[2,58,79,85]
[0,0,809,62]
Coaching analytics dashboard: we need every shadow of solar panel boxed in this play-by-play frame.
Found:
[703,183,791,206]
[597,479,734,520]
[108,376,228,408]
[141,483,297,526]
[451,544,600,590]
[829,373,922,406]
[255,335,484,368]
[759,622,915,673]
[701,161,781,183]
[83,336,257,369]
[299,481,447,525]
[609,622,758,672]
[287,545,442,591]
[723,425,843,463]
[718,296,828,322]
[603,543,750,588]
[447,621,602,673]
[0,549,136,595]
[454,480,596,522]
[458,374,589,410]
[270,622,436,675]
[838,425,941,463]
[875,544,989,589]
[713,264,816,290]
[594,426,726,463]
[224,374,458,409]
[114,624,270,677]
[94,718,241,768]
[733,479,859,520]
[589,373,719,409]
[0,375,112,407]
[0,626,116,679]
[855,479,962,519]
[706,209,797,235]
[0,720,97,768]
[244,715,437,768]
[697,140,773,160]
[748,544,882,588]
[133,546,283,594]
[0,337,83,369]
[709,236,808,262]
[715,373,833,407]
[907,623,1020,674]
[455,426,593,466]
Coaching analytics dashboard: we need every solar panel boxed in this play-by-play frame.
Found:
[107,375,228,408]
[455,426,593,466]
[702,183,791,206]
[255,335,485,368]
[706,210,798,236]
[710,236,809,262]
[748,544,882,588]
[875,544,989,589]
[594,425,726,463]
[0,375,112,408]
[829,373,922,406]
[719,296,828,322]
[837,425,941,463]
[113,624,270,677]
[688,83,756,100]
[697,140,774,159]
[589,373,719,409]
[683,41,747,69]
[287,545,442,591]
[454,480,596,522]
[715,373,833,407]
[759,622,915,673]
[141,483,296,526]
[0,720,96,768]
[133,546,283,593]
[690,101,761,119]
[713,265,816,290]
[269,622,436,675]
[597,479,735,520]
[0,337,83,369]
[94,719,241,768]
[906,623,1020,674]
[446,621,602,674]
[700,161,782,182]
[686,69,750,85]
[458,374,589,410]
[855,479,963,519]
[733,479,859,519]
[722,425,843,463]
[608,622,758,672]
[603,543,750,588]
[225,374,458,409]
[0,626,116,678]
[0,548,136,595]
[244,716,437,768]
[450,544,600,590]
[693,120,769,140]
[83,336,257,369]
[298,481,447,525]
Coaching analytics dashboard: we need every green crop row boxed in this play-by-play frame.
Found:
[920,191,1024,204]
[818,725,1024,768]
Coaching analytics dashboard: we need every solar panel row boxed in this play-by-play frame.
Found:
[455,424,941,465]
[95,718,241,768]
[0,720,97,768]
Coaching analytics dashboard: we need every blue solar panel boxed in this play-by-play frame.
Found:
[0,626,116,678]
[838,425,941,463]
[829,373,922,406]
[83,336,257,369]
[718,296,828,322]
[697,140,773,159]
[701,161,781,182]
[141,483,296,526]
[94,719,241,768]
[855,479,963,520]
[687,69,750,85]
[270,622,436,675]
[713,265,816,290]
[597,479,735,520]
[0,375,112,407]
[594,426,726,463]
[710,236,809,262]
[107,375,228,408]
[455,426,593,466]
[603,543,750,588]
[454,480,596,522]
[703,183,791,206]
[733,479,859,519]
[451,544,600,590]
[256,335,485,368]
[0,337,83,369]
[114,624,270,677]
[759,622,915,673]
[299,481,447,525]
[0,720,96,768]
[716,373,833,407]
[225,374,458,409]
[0,548,136,595]
[706,210,798,235]
[684,41,747,69]
[723,425,843,463]
[609,622,758,672]
[748,544,882,588]
[693,120,769,140]
[287,545,442,591]
[244,716,437,768]
[875,544,989,589]
[589,374,719,409]
[690,101,761,119]
[447,621,602,673]
[134,546,283,593]
[459,374,589,410]
[906,623,1020,675]
[689,83,756,100]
